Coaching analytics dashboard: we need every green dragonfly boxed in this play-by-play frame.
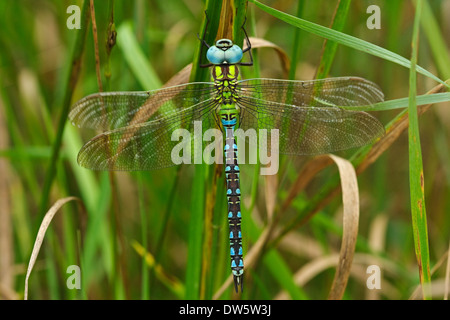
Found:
[69,19,384,293]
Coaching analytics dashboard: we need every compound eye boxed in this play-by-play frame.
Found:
[206,46,225,64]
[224,45,243,64]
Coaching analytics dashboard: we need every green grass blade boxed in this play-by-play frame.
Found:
[248,0,448,87]
[263,249,308,299]
[185,164,206,299]
[117,21,161,90]
[288,1,304,80]
[232,0,248,48]
[408,0,431,300]
[420,1,450,79]
[190,1,223,83]
[315,0,351,79]
[341,92,450,112]
[184,0,225,299]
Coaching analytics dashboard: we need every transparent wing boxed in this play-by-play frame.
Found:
[69,82,216,130]
[76,98,220,171]
[237,77,384,108]
[236,77,385,155]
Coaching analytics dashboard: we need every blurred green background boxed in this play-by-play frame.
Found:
[0,0,449,300]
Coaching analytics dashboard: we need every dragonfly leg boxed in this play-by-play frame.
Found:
[239,18,253,66]
[198,10,213,68]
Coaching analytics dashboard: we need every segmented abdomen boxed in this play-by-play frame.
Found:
[224,126,244,292]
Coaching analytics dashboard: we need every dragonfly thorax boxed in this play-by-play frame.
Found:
[212,65,240,106]
[207,38,243,65]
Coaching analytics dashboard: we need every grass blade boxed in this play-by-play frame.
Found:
[288,0,304,80]
[420,1,450,79]
[24,197,82,300]
[344,92,450,112]
[248,0,448,87]
[315,0,351,79]
[117,21,161,90]
[408,0,431,300]
[185,165,206,299]
[326,155,360,300]
[185,0,224,299]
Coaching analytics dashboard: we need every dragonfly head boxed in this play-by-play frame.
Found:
[206,38,243,65]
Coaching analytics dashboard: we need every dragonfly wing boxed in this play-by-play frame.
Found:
[237,77,384,108]
[69,82,216,130]
[236,96,385,156]
[77,98,220,171]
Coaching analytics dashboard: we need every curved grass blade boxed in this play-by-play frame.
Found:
[25,197,83,300]
[248,0,448,87]
[326,154,360,300]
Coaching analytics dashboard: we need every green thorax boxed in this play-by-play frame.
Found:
[212,65,240,128]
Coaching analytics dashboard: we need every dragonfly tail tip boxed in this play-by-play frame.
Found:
[233,275,244,293]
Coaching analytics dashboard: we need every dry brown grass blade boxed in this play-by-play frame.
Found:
[90,0,103,92]
[245,37,290,77]
[277,154,360,299]
[162,64,193,89]
[326,154,360,300]
[24,197,82,300]
[217,0,234,40]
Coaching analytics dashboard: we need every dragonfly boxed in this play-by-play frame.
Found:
[69,18,385,293]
